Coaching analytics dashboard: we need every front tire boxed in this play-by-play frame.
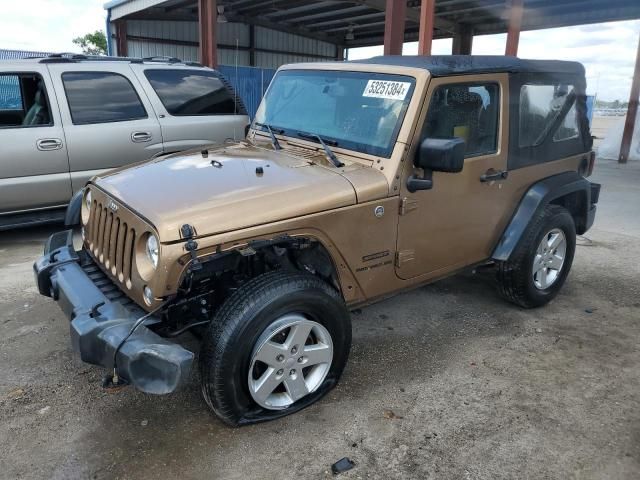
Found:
[199,271,351,426]
[497,204,576,308]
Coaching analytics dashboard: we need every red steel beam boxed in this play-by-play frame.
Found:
[619,32,640,164]
[198,0,218,67]
[418,0,435,55]
[505,0,523,56]
[115,19,128,57]
[383,0,406,55]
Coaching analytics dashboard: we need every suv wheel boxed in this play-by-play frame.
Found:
[199,270,351,426]
[497,204,576,308]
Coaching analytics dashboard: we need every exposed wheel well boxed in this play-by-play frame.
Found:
[549,190,588,234]
[163,237,342,333]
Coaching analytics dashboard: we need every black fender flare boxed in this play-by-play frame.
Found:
[64,189,83,227]
[492,172,597,262]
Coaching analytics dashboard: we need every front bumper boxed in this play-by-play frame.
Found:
[33,230,194,394]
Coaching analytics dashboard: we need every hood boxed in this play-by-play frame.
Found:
[93,144,360,242]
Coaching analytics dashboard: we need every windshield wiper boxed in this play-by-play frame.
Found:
[254,122,282,151]
[297,131,344,168]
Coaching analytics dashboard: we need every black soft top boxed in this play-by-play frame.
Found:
[350,55,585,77]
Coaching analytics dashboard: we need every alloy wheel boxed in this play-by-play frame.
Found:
[248,315,333,410]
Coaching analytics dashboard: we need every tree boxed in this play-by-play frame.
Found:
[72,31,107,56]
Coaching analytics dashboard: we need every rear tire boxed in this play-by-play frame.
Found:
[199,270,351,426]
[497,204,576,308]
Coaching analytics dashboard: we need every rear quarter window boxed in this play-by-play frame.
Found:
[144,69,240,116]
[62,71,147,125]
[519,83,578,147]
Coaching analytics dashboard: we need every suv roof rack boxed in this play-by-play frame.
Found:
[33,53,203,67]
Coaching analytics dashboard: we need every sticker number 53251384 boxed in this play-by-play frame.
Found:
[362,80,411,100]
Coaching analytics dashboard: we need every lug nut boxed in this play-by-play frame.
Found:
[297,356,304,363]
[291,346,298,354]
[277,369,284,376]
[289,369,296,376]
[276,354,284,362]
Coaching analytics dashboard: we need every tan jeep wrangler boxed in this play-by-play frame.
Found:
[34,55,600,426]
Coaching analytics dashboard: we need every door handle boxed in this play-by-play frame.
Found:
[36,138,63,151]
[131,131,152,143]
[480,169,508,182]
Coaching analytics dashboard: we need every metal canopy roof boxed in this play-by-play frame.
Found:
[114,0,640,47]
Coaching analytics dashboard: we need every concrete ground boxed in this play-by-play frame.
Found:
[1,158,639,480]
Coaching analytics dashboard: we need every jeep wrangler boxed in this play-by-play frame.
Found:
[34,56,600,426]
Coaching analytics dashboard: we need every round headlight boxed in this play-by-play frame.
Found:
[146,234,159,269]
[81,189,92,225]
[85,190,92,210]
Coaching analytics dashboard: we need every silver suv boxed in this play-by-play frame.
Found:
[0,54,250,229]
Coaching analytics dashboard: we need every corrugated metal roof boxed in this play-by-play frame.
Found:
[105,0,640,48]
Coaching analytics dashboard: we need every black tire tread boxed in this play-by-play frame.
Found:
[497,204,574,308]
[199,270,346,426]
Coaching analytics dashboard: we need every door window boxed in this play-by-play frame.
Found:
[519,83,577,147]
[423,83,500,157]
[62,71,147,125]
[0,73,52,128]
[144,69,240,116]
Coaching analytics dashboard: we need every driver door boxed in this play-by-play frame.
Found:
[396,74,512,280]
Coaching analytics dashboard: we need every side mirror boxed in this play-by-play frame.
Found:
[417,137,466,172]
[407,137,466,192]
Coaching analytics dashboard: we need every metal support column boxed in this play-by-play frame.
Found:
[249,25,255,66]
[619,32,640,163]
[452,25,473,55]
[418,0,435,55]
[115,19,128,57]
[505,0,523,56]
[383,0,406,55]
[198,0,218,68]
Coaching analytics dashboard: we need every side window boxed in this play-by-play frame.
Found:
[144,69,238,116]
[423,83,500,157]
[519,83,576,147]
[0,73,52,128]
[553,102,580,142]
[62,72,147,125]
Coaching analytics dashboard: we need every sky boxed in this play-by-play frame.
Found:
[0,1,638,101]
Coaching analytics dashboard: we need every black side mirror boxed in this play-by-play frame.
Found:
[407,137,466,192]
[417,137,466,172]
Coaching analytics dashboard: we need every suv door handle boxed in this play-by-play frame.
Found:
[131,131,152,143]
[36,138,63,151]
[480,169,508,182]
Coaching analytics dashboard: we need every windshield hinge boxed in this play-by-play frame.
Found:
[399,197,418,216]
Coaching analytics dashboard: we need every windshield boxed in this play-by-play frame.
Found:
[254,70,416,158]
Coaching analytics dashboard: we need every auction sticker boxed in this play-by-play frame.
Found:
[362,80,411,100]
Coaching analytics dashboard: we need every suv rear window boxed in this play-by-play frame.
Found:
[144,69,239,116]
[62,72,147,125]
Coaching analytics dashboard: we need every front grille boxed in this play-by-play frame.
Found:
[87,200,136,288]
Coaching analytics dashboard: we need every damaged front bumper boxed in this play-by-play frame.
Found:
[33,230,194,394]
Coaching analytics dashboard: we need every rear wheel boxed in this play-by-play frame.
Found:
[199,270,351,426]
[497,204,576,308]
